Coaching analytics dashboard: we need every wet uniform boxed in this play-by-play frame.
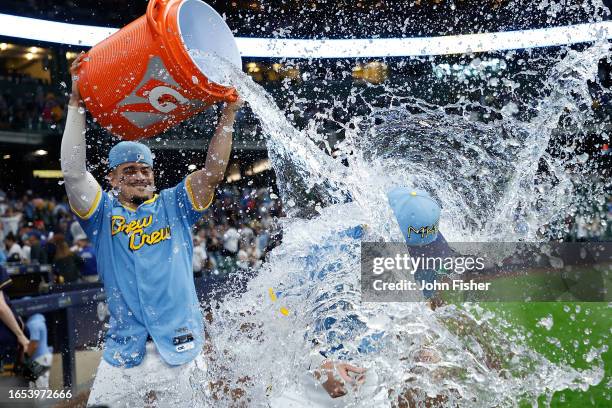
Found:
[61,106,211,406]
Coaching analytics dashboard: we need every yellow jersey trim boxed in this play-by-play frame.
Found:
[0,278,13,290]
[119,194,159,213]
[143,194,158,205]
[186,174,214,212]
[70,187,102,220]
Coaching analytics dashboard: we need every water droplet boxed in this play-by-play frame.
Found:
[537,315,554,331]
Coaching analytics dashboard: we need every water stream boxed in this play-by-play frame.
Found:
[188,41,609,407]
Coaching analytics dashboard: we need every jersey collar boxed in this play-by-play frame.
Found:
[114,194,159,212]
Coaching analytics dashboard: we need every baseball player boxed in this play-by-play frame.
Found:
[61,53,243,406]
[270,187,450,407]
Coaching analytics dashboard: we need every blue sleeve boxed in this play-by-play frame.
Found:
[72,189,108,248]
[302,225,386,360]
[409,232,452,259]
[26,320,41,342]
[411,232,453,298]
[171,176,213,227]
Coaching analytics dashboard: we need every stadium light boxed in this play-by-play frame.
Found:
[0,13,610,58]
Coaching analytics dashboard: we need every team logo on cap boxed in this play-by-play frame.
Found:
[407,223,439,238]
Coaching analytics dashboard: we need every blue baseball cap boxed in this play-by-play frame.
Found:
[387,187,440,246]
[108,141,153,169]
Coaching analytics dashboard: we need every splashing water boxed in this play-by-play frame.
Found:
[188,42,609,407]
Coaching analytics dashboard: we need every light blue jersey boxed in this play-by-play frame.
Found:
[26,314,52,360]
[75,176,210,367]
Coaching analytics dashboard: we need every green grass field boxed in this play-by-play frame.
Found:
[444,269,610,407]
[484,302,610,407]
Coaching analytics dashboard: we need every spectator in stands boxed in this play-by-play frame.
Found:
[42,93,63,125]
[1,207,22,236]
[0,264,29,377]
[254,222,270,259]
[192,236,208,277]
[24,312,53,389]
[24,232,47,265]
[0,247,5,265]
[74,233,97,283]
[21,237,31,264]
[236,242,250,270]
[51,234,81,284]
[217,227,240,274]
[32,220,47,238]
[69,219,86,247]
[4,233,24,262]
[0,213,5,246]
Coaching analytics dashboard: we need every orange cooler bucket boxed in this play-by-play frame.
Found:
[78,0,241,140]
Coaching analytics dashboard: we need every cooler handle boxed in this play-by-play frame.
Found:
[147,0,170,36]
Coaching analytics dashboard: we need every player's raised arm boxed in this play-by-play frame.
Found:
[187,98,244,209]
[60,53,101,218]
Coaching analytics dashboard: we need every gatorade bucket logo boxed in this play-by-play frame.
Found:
[118,56,204,129]
[148,86,188,113]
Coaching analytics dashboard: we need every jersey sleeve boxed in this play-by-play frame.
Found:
[73,190,108,248]
[26,320,41,342]
[171,175,214,226]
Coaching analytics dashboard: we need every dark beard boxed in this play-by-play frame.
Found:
[130,195,149,206]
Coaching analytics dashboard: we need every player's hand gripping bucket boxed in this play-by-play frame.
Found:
[77,0,241,140]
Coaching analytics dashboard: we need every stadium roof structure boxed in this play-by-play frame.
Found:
[0,13,611,58]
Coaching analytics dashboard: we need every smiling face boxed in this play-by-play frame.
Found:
[108,162,156,207]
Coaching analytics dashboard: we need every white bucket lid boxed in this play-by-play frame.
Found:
[177,0,242,87]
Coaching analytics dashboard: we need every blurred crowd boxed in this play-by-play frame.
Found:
[192,185,283,275]
[0,184,283,286]
[0,81,64,132]
[565,196,612,241]
[2,181,610,284]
